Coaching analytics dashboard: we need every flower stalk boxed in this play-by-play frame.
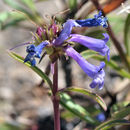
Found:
[52,60,60,130]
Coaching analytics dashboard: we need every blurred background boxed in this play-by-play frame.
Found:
[0,0,130,130]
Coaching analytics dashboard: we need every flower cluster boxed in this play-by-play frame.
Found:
[24,11,109,90]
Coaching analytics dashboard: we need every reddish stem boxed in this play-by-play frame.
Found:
[52,60,60,130]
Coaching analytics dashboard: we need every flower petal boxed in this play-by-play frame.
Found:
[35,41,49,56]
[64,46,105,89]
[24,53,36,66]
[96,112,106,122]
[31,59,36,66]
[76,11,108,28]
[24,41,49,66]
[54,20,80,46]
[26,44,36,53]
[69,33,110,60]
[90,69,105,90]
[24,53,33,63]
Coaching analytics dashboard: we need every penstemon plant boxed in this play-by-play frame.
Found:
[9,11,109,130]
[0,0,129,129]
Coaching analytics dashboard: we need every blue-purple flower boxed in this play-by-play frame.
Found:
[96,112,106,122]
[68,33,110,60]
[76,11,108,28]
[65,46,105,90]
[24,41,48,66]
[24,11,109,89]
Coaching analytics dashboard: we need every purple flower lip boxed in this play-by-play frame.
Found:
[53,20,81,46]
[68,33,110,60]
[64,46,105,89]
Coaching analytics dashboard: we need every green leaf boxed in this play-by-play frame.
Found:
[111,101,130,114]
[3,0,43,25]
[8,51,52,89]
[60,87,107,111]
[60,93,99,125]
[0,11,27,30]
[81,50,130,78]
[0,123,22,130]
[94,56,130,78]
[111,55,121,63]
[61,110,75,120]
[85,30,105,39]
[20,0,36,12]
[81,50,98,59]
[124,14,130,56]
[0,12,9,23]
[4,0,33,16]
[0,11,9,29]
[68,0,77,11]
[85,105,101,117]
[112,106,130,119]
[95,119,130,130]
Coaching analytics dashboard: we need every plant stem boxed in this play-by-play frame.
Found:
[91,0,130,72]
[52,60,60,130]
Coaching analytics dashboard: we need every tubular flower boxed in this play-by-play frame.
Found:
[24,41,48,66]
[68,33,110,60]
[76,11,108,28]
[54,20,81,46]
[23,11,109,89]
[65,46,105,90]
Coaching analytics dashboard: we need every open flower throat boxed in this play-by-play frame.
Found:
[24,11,110,89]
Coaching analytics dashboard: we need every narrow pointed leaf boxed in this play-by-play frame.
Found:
[4,0,33,17]
[112,106,130,119]
[8,51,52,88]
[95,119,130,130]
[0,11,26,30]
[69,0,77,11]
[3,0,42,25]
[0,11,9,22]
[60,87,107,111]
[124,14,130,56]
[111,101,130,114]
[1,18,26,30]
[20,0,36,12]
[60,93,99,125]
[81,50,130,78]
[0,11,9,29]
